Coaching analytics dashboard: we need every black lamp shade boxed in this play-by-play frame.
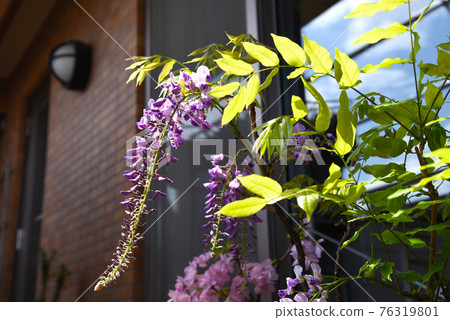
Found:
[48,40,91,90]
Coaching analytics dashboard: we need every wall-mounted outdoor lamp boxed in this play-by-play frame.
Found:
[48,40,91,90]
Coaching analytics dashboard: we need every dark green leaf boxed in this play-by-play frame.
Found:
[372,137,407,158]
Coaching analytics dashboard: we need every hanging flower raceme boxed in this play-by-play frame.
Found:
[203,154,262,256]
[94,66,213,291]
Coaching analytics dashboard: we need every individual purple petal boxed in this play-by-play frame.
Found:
[293,293,309,302]
[229,178,240,189]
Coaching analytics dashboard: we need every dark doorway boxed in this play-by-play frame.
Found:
[13,78,49,301]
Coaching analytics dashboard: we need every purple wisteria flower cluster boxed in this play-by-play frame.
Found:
[95,66,214,291]
[277,220,326,302]
[289,123,337,163]
[168,252,278,301]
[203,154,262,255]
[278,263,327,302]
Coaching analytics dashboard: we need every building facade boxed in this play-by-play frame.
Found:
[1,0,447,302]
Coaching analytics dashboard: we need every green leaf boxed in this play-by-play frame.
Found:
[221,86,246,125]
[345,184,366,205]
[335,91,356,155]
[380,262,395,282]
[242,42,279,67]
[437,48,450,73]
[438,41,450,52]
[245,74,260,106]
[271,33,306,67]
[215,57,254,76]
[353,23,407,45]
[209,82,240,98]
[296,186,319,221]
[334,48,360,87]
[399,271,423,282]
[428,124,446,151]
[158,60,176,83]
[423,262,443,282]
[362,163,405,179]
[342,222,369,249]
[424,83,444,109]
[301,77,331,132]
[372,137,407,158]
[361,57,409,73]
[323,163,341,194]
[410,31,421,62]
[287,67,308,79]
[237,174,282,199]
[378,230,427,248]
[359,258,381,278]
[291,95,308,121]
[303,35,332,74]
[215,197,268,218]
[259,67,279,91]
[345,0,404,19]
[412,0,432,30]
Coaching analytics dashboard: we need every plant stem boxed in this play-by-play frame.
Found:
[334,219,351,302]
[273,203,309,292]
[434,245,450,301]
[407,0,423,136]
[414,145,440,299]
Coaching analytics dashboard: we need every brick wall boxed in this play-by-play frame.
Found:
[0,0,145,301]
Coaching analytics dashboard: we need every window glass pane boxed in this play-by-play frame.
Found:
[302,0,450,195]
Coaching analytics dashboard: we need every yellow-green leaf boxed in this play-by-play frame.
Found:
[291,95,308,121]
[260,67,279,91]
[237,174,282,199]
[125,59,147,70]
[246,74,260,106]
[345,0,404,19]
[215,197,268,218]
[136,69,147,86]
[296,186,319,221]
[361,57,409,73]
[334,48,360,87]
[353,22,407,45]
[303,35,332,74]
[287,67,308,79]
[335,91,356,155]
[424,147,450,164]
[126,69,140,84]
[215,57,254,76]
[209,82,240,98]
[323,163,341,194]
[242,42,279,67]
[301,77,330,132]
[271,33,306,67]
[221,86,246,125]
[158,60,176,83]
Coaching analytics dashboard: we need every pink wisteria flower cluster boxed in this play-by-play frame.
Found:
[168,252,278,302]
